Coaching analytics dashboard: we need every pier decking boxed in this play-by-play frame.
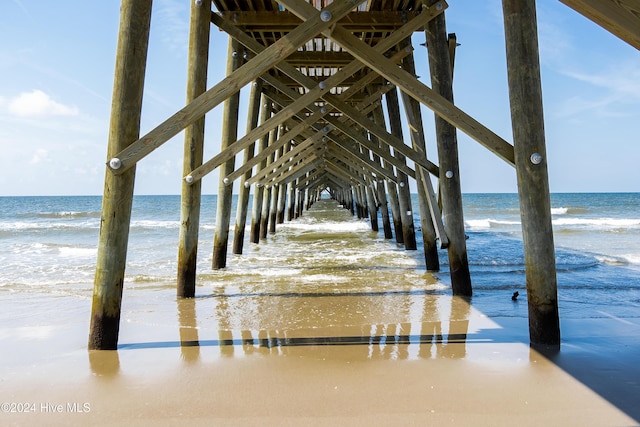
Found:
[90,0,640,350]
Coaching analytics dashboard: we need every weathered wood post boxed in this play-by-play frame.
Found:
[365,182,379,232]
[177,0,210,297]
[372,104,403,243]
[233,80,263,254]
[250,97,271,243]
[260,121,278,239]
[424,2,471,292]
[502,0,560,346]
[276,142,290,224]
[212,38,242,269]
[88,0,152,350]
[287,178,296,221]
[384,88,418,251]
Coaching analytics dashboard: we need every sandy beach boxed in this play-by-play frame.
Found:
[2,292,639,427]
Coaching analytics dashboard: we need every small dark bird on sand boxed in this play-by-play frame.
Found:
[512,291,519,301]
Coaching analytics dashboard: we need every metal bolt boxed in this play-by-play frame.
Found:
[530,152,543,165]
[320,9,332,22]
[109,158,122,170]
[445,170,454,179]
[185,175,194,184]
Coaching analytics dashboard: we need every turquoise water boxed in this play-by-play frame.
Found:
[0,193,639,325]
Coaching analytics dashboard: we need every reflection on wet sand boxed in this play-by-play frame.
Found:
[178,297,200,363]
[88,350,120,377]
[116,292,475,363]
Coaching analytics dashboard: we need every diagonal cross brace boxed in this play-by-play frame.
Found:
[185,4,445,183]
[106,0,366,174]
[278,0,515,166]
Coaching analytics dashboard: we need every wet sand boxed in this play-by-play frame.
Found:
[2,293,639,426]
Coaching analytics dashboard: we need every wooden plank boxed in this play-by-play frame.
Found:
[108,0,366,174]
[278,0,516,167]
[559,0,640,50]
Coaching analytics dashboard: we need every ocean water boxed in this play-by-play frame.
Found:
[1,193,639,342]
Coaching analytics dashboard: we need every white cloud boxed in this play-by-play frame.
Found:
[155,0,189,54]
[30,148,50,165]
[8,90,79,117]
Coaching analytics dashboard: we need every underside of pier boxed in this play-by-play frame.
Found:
[88,0,640,350]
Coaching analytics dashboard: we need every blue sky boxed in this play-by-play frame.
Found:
[1,1,639,196]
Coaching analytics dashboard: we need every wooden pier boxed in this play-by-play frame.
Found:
[90,0,640,350]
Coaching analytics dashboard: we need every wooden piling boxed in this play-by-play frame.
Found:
[367,106,392,239]
[88,0,152,350]
[232,80,263,255]
[260,120,278,239]
[365,183,379,232]
[250,97,271,244]
[287,178,296,221]
[424,3,471,292]
[397,81,441,269]
[384,88,417,250]
[177,0,210,297]
[212,38,242,269]
[372,104,403,243]
[276,142,290,224]
[502,0,560,346]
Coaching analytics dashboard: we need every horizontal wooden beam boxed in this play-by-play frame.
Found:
[217,10,423,31]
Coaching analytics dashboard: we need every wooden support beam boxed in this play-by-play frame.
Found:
[384,87,418,251]
[106,0,365,174]
[559,0,640,50]
[177,0,211,298]
[247,137,324,186]
[371,103,404,245]
[276,158,325,187]
[324,94,439,176]
[189,8,437,184]
[325,116,417,179]
[232,79,263,255]
[89,0,152,351]
[424,3,470,292]
[503,0,560,347]
[212,37,242,270]
[327,140,398,183]
[250,96,271,244]
[218,10,423,32]
[278,0,515,167]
